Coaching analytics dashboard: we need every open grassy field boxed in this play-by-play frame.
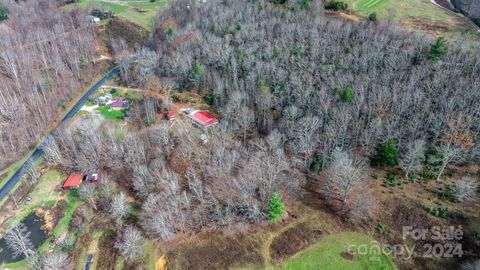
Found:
[277,232,397,270]
[75,0,169,30]
[341,0,475,35]
[13,169,63,222]
[0,159,57,221]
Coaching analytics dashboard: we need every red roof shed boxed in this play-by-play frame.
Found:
[63,173,84,190]
[187,111,217,128]
[166,111,175,120]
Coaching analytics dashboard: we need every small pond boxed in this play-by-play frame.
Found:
[0,213,48,264]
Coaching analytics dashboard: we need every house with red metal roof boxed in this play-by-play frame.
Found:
[62,173,84,190]
[186,111,218,129]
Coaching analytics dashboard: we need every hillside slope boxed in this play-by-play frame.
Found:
[0,0,102,170]
[452,0,480,25]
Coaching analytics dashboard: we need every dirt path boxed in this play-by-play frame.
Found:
[80,100,113,113]
[261,219,304,268]
[84,239,99,270]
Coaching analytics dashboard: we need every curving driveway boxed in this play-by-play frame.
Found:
[0,67,119,201]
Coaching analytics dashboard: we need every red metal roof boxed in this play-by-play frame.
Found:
[63,173,83,188]
[167,111,175,118]
[187,111,217,127]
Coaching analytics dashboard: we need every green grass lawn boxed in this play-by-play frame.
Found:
[0,157,58,216]
[124,90,143,101]
[8,168,62,224]
[75,110,93,119]
[37,191,83,255]
[277,232,397,270]
[341,0,472,34]
[51,191,83,239]
[0,167,63,228]
[115,258,126,270]
[85,99,96,106]
[144,240,158,270]
[356,0,390,10]
[9,169,63,223]
[1,260,28,269]
[74,0,169,30]
[343,0,450,18]
[95,105,127,120]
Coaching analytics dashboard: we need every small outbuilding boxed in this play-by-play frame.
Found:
[85,173,100,183]
[63,173,84,190]
[98,96,107,106]
[166,111,175,120]
[85,15,100,23]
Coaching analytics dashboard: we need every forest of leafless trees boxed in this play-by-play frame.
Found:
[111,0,480,228]
[122,0,479,169]
[44,115,304,240]
[43,0,479,248]
[0,0,97,169]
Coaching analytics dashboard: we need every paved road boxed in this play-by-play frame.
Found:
[0,66,119,201]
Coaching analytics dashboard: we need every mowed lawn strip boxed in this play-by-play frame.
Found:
[357,0,390,10]
[74,0,168,30]
[344,0,453,18]
[277,232,397,270]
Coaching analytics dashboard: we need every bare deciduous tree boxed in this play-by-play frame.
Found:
[42,136,63,166]
[109,192,130,225]
[454,176,478,202]
[325,149,365,206]
[10,192,21,209]
[436,143,463,181]
[79,183,97,210]
[347,188,378,223]
[114,226,144,261]
[400,139,425,178]
[25,159,39,185]
[5,222,34,259]
[41,251,69,270]
[237,106,255,144]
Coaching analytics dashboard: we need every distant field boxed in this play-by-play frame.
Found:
[74,0,168,30]
[342,0,474,35]
[356,0,390,10]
